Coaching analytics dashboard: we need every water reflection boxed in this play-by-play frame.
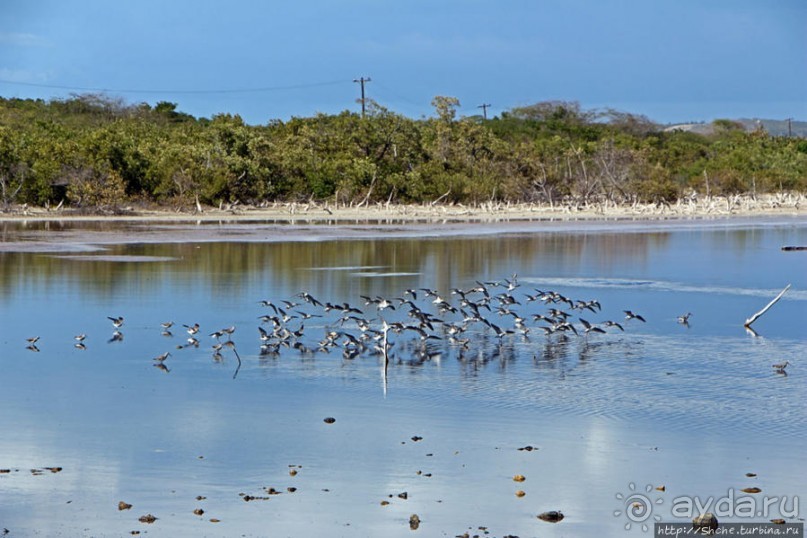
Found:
[0,231,726,301]
[0,220,804,537]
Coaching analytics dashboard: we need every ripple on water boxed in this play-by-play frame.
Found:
[350,272,421,278]
[53,255,180,262]
[306,265,388,271]
[525,276,807,301]
[232,326,805,441]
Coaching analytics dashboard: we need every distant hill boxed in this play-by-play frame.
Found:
[665,118,807,137]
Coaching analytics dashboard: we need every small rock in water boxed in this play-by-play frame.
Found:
[537,510,564,523]
[323,417,336,424]
[409,513,421,530]
[692,512,718,531]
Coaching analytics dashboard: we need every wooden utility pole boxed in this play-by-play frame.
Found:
[477,103,491,120]
[787,118,792,137]
[353,76,372,118]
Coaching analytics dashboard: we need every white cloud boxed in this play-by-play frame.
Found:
[0,67,52,83]
[0,31,48,47]
[355,32,543,57]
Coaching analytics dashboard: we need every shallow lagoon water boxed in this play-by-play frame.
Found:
[0,217,805,537]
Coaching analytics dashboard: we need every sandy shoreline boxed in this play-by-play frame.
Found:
[0,196,805,253]
[0,193,805,224]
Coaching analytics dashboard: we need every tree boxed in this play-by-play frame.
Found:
[0,127,28,209]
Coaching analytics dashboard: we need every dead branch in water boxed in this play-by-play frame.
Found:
[744,284,791,328]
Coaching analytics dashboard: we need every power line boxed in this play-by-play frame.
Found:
[0,78,351,95]
[371,81,430,111]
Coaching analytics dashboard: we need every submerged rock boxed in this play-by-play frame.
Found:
[537,511,564,523]
[692,512,718,531]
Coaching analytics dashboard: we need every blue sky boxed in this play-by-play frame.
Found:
[1,0,805,124]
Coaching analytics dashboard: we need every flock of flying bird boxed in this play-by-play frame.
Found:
[22,273,791,375]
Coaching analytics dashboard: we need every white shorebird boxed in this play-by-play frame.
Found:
[624,310,646,323]
[579,318,606,334]
[677,312,692,325]
[772,360,790,371]
[108,316,124,328]
[298,292,323,307]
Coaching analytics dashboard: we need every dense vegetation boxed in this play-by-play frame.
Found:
[0,94,805,211]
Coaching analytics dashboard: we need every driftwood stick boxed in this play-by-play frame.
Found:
[431,189,451,206]
[357,175,377,208]
[744,284,791,328]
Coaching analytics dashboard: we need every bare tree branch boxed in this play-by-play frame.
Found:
[744,284,790,328]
